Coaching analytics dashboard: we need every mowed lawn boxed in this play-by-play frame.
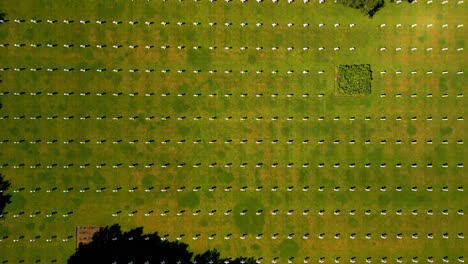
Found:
[0,0,466,262]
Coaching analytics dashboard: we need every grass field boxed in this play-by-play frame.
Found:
[0,0,466,262]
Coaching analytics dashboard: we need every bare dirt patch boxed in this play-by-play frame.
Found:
[76,226,105,250]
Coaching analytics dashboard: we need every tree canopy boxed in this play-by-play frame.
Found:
[337,0,415,17]
[194,249,256,264]
[68,224,256,264]
[336,0,385,17]
[0,174,12,216]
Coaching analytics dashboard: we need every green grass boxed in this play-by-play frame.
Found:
[0,0,466,263]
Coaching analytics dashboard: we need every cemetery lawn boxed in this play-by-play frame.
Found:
[0,0,466,262]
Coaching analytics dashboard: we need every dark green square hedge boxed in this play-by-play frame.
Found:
[336,64,373,95]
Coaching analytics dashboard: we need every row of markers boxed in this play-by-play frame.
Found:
[0,115,464,121]
[0,43,464,54]
[0,234,73,243]
[0,139,463,145]
[0,139,464,145]
[1,209,465,219]
[0,232,464,243]
[8,185,466,193]
[0,162,464,169]
[0,92,465,98]
[1,68,464,75]
[0,256,464,264]
[2,43,464,52]
[115,209,465,217]
[1,18,465,26]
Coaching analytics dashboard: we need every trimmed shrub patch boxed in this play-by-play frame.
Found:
[336,64,373,95]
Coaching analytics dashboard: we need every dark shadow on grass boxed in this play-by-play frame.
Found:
[68,224,256,263]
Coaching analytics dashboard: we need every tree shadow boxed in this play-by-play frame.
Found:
[336,0,385,18]
[0,174,12,216]
[68,224,256,264]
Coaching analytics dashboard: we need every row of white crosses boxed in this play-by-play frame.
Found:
[378,93,463,97]
[9,186,138,193]
[380,23,464,28]
[172,22,355,27]
[5,19,463,28]
[2,68,464,75]
[2,43,464,52]
[381,70,464,74]
[0,162,464,169]
[6,19,359,27]
[1,0,463,5]
[0,232,464,242]
[0,256,462,264]
[149,208,465,216]
[378,47,463,52]
[63,228,460,242]
[0,256,465,264]
[247,256,465,264]
[0,210,73,219]
[8,18,466,27]
[401,0,465,3]
[165,0,465,4]
[2,68,330,74]
[131,229,461,241]
[398,0,466,4]
[2,115,464,121]
[3,43,360,51]
[2,138,463,145]
[6,19,137,24]
[266,256,464,264]
[8,185,465,193]
[8,207,465,219]
[0,91,464,98]
[0,235,74,243]
[181,0,465,4]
